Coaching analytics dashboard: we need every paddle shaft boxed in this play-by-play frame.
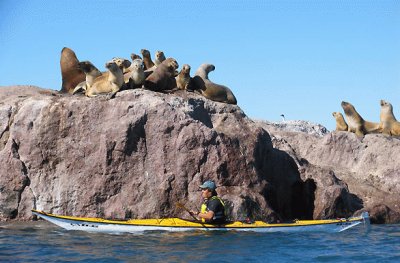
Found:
[176,202,210,230]
[176,202,198,221]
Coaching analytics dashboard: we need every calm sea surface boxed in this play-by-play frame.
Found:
[0,221,399,262]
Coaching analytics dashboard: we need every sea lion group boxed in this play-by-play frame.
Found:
[332,100,400,137]
[60,47,237,104]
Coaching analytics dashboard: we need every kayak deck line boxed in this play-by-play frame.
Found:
[31,209,370,233]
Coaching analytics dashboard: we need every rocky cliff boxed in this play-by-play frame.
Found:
[0,86,399,223]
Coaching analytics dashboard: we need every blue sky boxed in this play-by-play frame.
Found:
[1,0,399,130]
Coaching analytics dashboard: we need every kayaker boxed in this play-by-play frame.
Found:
[195,180,226,224]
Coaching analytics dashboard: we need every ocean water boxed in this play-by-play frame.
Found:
[0,221,399,262]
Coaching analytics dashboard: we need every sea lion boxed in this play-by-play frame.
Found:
[192,64,237,105]
[332,112,348,131]
[341,101,381,136]
[379,100,400,136]
[85,61,124,98]
[144,58,179,92]
[60,47,85,94]
[72,61,103,94]
[141,49,155,70]
[88,57,132,91]
[110,57,133,84]
[128,59,145,89]
[154,51,166,66]
[175,64,192,90]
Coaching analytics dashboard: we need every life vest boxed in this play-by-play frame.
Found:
[200,196,226,223]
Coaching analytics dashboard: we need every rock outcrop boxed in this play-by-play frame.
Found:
[257,122,400,223]
[0,86,399,223]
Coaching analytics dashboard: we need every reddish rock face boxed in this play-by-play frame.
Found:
[0,86,398,223]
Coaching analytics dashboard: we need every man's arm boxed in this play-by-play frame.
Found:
[198,210,214,221]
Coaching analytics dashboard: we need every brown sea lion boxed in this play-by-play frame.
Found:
[154,51,166,66]
[192,64,237,105]
[128,59,145,89]
[85,61,124,98]
[175,64,192,90]
[379,100,400,136]
[341,101,381,136]
[332,112,348,131]
[72,61,102,94]
[141,49,155,70]
[60,47,85,94]
[144,58,179,92]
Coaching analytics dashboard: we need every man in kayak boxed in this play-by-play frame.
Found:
[195,180,226,224]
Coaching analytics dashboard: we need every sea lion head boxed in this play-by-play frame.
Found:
[163,58,179,72]
[155,51,165,60]
[131,59,144,70]
[182,64,191,74]
[105,61,120,72]
[380,99,393,113]
[141,49,151,58]
[341,101,355,116]
[78,61,97,73]
[380,99,391,108]
[111,57,131,71]
[332,111,344,120]
[201,64,215,74]
[60,47,79,66]
[194,64,215,80]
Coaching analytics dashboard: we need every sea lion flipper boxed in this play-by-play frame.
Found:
[72,82,87,95]
[355,130,364,137]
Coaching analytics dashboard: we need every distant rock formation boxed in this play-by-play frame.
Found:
[255,120,329,137]
[0,86,399,223]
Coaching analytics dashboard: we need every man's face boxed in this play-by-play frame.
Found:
[201,188,212,199]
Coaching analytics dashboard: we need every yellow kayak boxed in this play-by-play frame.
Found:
[32,209,370,233]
